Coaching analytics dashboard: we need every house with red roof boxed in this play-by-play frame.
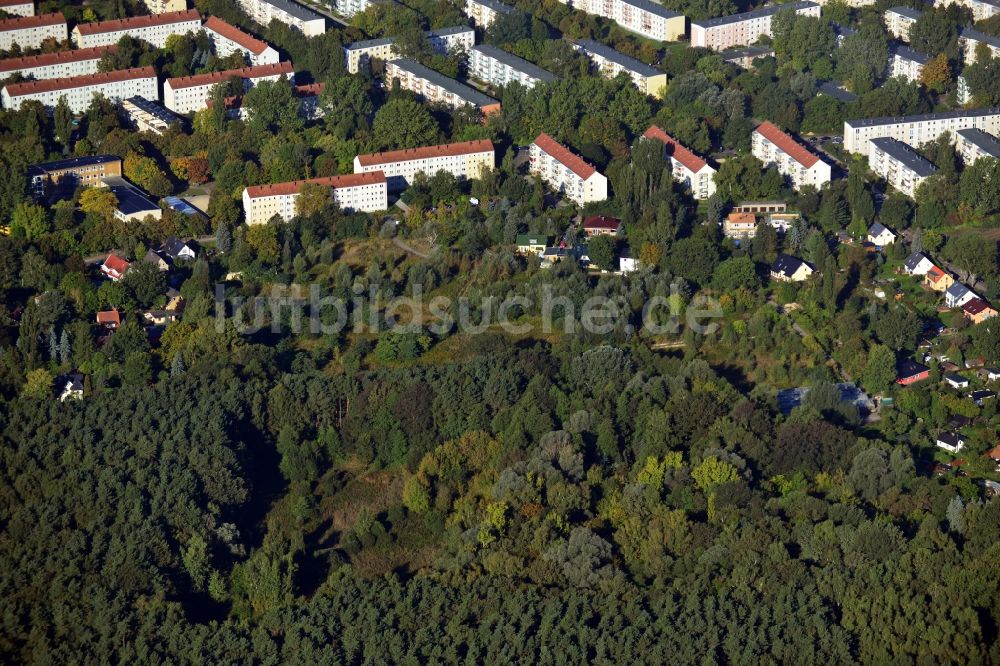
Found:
[529,133,608,205]
[923,265,954,292]
[642,125,717,199]
[100,255,130,282]
[752,121,831,191]
[962,298,998,324]
[96,309,122,330]
[582,216,622,236]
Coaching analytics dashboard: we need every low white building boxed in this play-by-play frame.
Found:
[752,121,831,191]
[529,132,608,205]
[935,431,966,454]
[465,0,514,28]
[843,108,1000,156]
[468,44,556,89]
[690,2,819,51]
[0,45,114,81]
[236,0,326,36]
[343,26,473,74]
[955,127,1000,164]
[642,125,717,199]
[203,16,280,66]
[242,172,388,224]
[0,0,35,18]
[164,61,295,113]
[903,251,934,275]
[1,66,157,112]
[72,9,201,48]
[867,137,937,198]
[571,39,667,98]
[103,176,162,222]
[889,44,930,84]
[354,139,495,191]
[885,6,921,40]
[867,222,896,248]
[0,12,67,51]
[385,58,501,114]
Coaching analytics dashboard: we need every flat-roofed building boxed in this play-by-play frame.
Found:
[959,28,1000,64]
[344,26,473,73]
[102,176,162,222]
[0,0,35,18]
[468,44,556,89]
[885,6,921,40]
[122,96,184,135]
[889,43,930,83]
[844,108,1000,155]
[559,0,684,41]
[242,171,387,223]
[203,16,280,66]
[572,39,666,97]
[465,0,514,28]
[935,0,998,22]
[0,13,67,51]
[868,137,937,197]
[354,139,495,191]
[385,58,501,115]
[72,9,200,48]
[752,121,831,190]
[955,127,1000,164]
[1,66,157,112]
[642,125,717,199]
[720,45,774,68]
[0,45,114,81]
[27,154,122,197]
[690,1,819,51]
[236,0,325,36]
[529,132,608,205]
[164,61,294,113]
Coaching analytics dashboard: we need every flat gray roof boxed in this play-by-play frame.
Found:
[471,44,557,83]
[892,43,931,64]
[870,137,938,177]
[887,5,922,20]
[389,58,498,107]
[692,1,817,29]
[960,27,1000,48]
[721,45,774,59]
[470,0,515,13]
[572,39,660,77]
[346,36,394,50]
[347,26,471,51]
[261,0,324,23]
[428,26,474,38]
[956,127,1000,158]
[618,0,682,20]
[102,176,160,215]
[846,107,1000,129]
[818,81,857,102]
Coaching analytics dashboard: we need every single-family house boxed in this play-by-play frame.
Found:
[867,222,896,248]
[161,236,196,261]
[165,287,184,312]
[897,358,930,385]
[100,254,130,281]
[144,309,181,325]
[936,431,966,454]
[945,283,977,309]
[58,374,84,402]
[515,234,551,256]
[962,298,997,324]
[982,367,1000,381]
[723,212,757,240]
[582,216,622,236]
[770,253,814,282]
[923,266,954,292]
[970,389,996,406]
[619,246,639,274]
[965,356,987,369]
[944,373,970,389]
[96,309,121,329]
[903,251,934,275]
[143,249,170,272]
[986,444,1000,470]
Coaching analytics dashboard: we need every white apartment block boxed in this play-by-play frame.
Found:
[844,108,1000,155]
[344,26,473,74]
[1,66,157,112]
[164,61,294,113]
[868,137,938,198]
[642,125,717,200]
[572,39,667,97]
[0,45,114,81]
[530,132,608,205]
[354,139,494,191]
[72,10,201,48]
[935,0,999,21]
[465,0,514,28]
[203,16,280,66]
[468,44,556,89]
[955,127,1000,164]
[885,6,921,40]
[0,0,35,18]
[690,1,819,51]
[243,172,388,224]
[560,0,685,41]
[960,28,1000,64]
[752,121,832,191]
[889,44,929,84]
[386,58,501,114]
[334,0,387,17]
[0,13,67,51]
[143,0,187,13]
[235,0,325,36]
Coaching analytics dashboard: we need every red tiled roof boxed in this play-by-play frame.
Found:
[727,212,756,224]
[96,309,121,325]
[0,12,65,31]
[102,254,130,273]
[962,298,994,315]
[3,66,156,96]
[0,45,116,73]
[926,265,947,283]
[165,61,293,89]
[245,171,386,198]
[74,9,200,35]
[355,139,494,168]
[986,444,1000,462]
[583,215,621,230]
[0,0,33,6]
[755,121,819,168]
[642,125,709,173]
[293,82,324,97]
[203,16,271,56]
[532,132,596,180]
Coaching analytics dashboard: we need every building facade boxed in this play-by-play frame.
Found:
[465,0,515,28]
[752,121,831,190]
[72,9,200,48]
[468,44,556,89]
[889,44,929,83]
[0,0,35,18]
[885,6,921,40]
[959,28,1000,64]
[0,45,114,81]
[203,16,280,66]
[1,66,157,112]
[243,172,388,224]
[353,139,495,191]
[530,132,608,205]
[844,108,1000,155]
[642,125,717,199]
[344,26,473,74]
[690,2,819,51]
[385,58,501,114]
[235,0,325,36]
[955,127,1000,164]
[27,155,122,197]
[935,0,998,22]
[164,61,295,113]
[142,0,187,13]
[868,137,937,197]
[559,0,685,41]
[0,13,67,51]
[572,39,667,97]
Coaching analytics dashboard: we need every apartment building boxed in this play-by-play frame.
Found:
[843,108,1000,155]
[572,39,667,97]
[1,66,157,112]
[690,1,819,51]
[955,127,1000,164]
[465,0,514,28]
[343,26,473,74]
[235,0,325,36]
[885,6,921,40]
[353,139,495,191]
[143,0,187,13]
[889,44,930,83]
[529,132,608,205]
[468,44,557,89]
[0,45,114,81]
[560,0,685,42]
[0,13,67,51]
[242,172,388,224]
[122,96,183,135]
[385,58,501,115]
[27,154,122,197]
[72,9,200,48]
[959,28,1000,64]
[642,125,717,199]
[935,0,998,21]
[203,16,280,66]
[868,137,938,197]
[0,0,35,18]
[752,121,831,191]
[164,61,294,113]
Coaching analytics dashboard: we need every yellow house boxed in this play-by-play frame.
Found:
[924,266,955,292]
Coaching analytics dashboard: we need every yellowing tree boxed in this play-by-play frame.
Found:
[919,53,951,92]
[79,187,118,221]
[691,456,739,493]
[294,182,331,217]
